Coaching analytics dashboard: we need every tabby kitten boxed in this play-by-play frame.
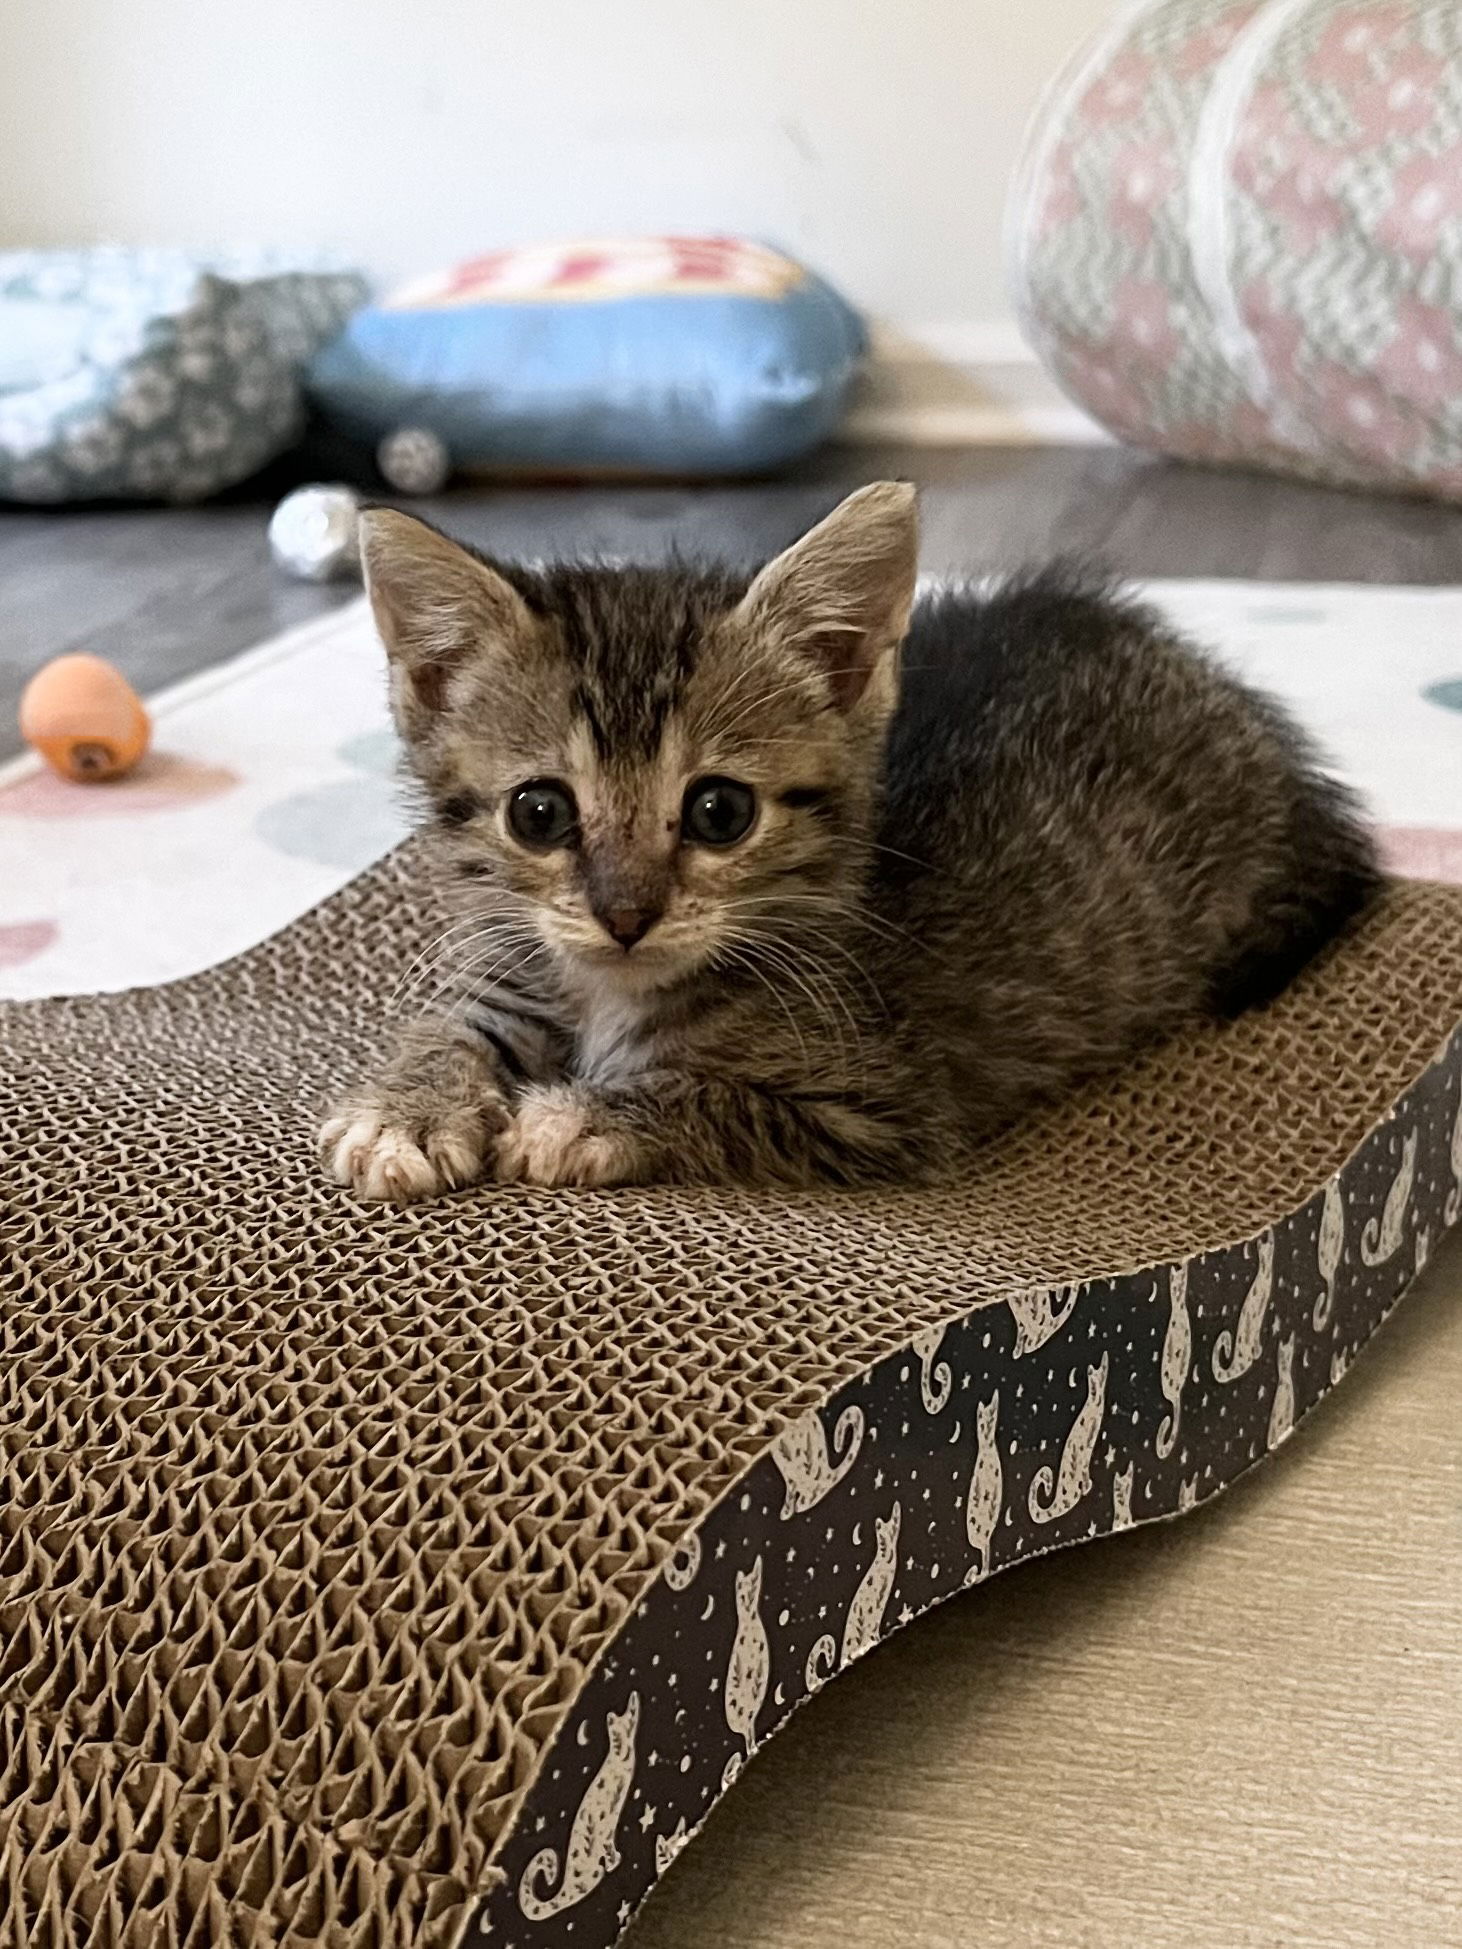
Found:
[320,483,1377,1200]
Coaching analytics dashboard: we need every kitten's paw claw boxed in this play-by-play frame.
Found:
[319,1104,492,1203]
[497,1090,631,1188]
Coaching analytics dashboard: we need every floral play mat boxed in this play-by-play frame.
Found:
[2,580,1459,1001]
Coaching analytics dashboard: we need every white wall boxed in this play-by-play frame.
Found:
[0,0,1118,433]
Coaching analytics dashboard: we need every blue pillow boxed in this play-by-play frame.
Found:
[0,251,368,503]
[307,237,866,477]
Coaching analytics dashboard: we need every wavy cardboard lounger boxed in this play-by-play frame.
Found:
[3,852,1461,1949]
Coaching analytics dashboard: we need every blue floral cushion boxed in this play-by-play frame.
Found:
[0,251,367,504]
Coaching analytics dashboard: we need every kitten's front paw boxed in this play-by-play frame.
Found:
[497,1087,636,1188]
[319,1096,501,1203]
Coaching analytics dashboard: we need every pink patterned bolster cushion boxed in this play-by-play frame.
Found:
[1010,0,1462,501]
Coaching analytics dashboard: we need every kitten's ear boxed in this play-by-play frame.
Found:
[359,509,536,726]
[734,482,918,711]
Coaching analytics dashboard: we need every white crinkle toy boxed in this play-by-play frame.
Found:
[267,483,362,582]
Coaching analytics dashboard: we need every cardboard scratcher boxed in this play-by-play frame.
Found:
[3,851,1462,1949]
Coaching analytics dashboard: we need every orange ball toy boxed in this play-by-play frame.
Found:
[19,653,151,782]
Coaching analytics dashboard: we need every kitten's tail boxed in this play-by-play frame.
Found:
[1209,752,1381,1018]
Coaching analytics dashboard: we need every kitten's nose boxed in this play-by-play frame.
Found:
[600,907,659,951]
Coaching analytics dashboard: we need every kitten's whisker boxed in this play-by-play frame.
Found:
[704,664,888,745]
[387,901,531,1014]
[716,737,836,753]
[768,896,927,958]
[702,666,852,742]
[388,914,500,1014]
[396,926,525,1015]
[732,930,871,1100]
[696,653,783,725]
[764,925,881,1075]
[728,909,884,1013]
[717,892,897,991]
[425,941,546,1026]
[401,922,547,1021]
[717,938,816,1082]
[742,887,944,962]
[865,839,937,873]
[788,947,875,1090]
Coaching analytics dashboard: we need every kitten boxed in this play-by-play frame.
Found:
[320,483,1378,1200]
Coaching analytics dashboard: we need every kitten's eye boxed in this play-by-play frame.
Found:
[682,776,757,847]
[507,779,578,849]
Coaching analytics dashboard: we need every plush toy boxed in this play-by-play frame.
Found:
[19,653,151,781]
[376,427,451,495]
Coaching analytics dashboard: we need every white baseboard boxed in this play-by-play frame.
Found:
[843,401,1114,445]
[844,319,1112,447]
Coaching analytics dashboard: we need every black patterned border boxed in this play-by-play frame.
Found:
[468,1029,1462,1949]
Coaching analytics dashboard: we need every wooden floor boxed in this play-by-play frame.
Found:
[6,440,1462,761]
[629,1234,1462,1949]
[5,443,1460,1946]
